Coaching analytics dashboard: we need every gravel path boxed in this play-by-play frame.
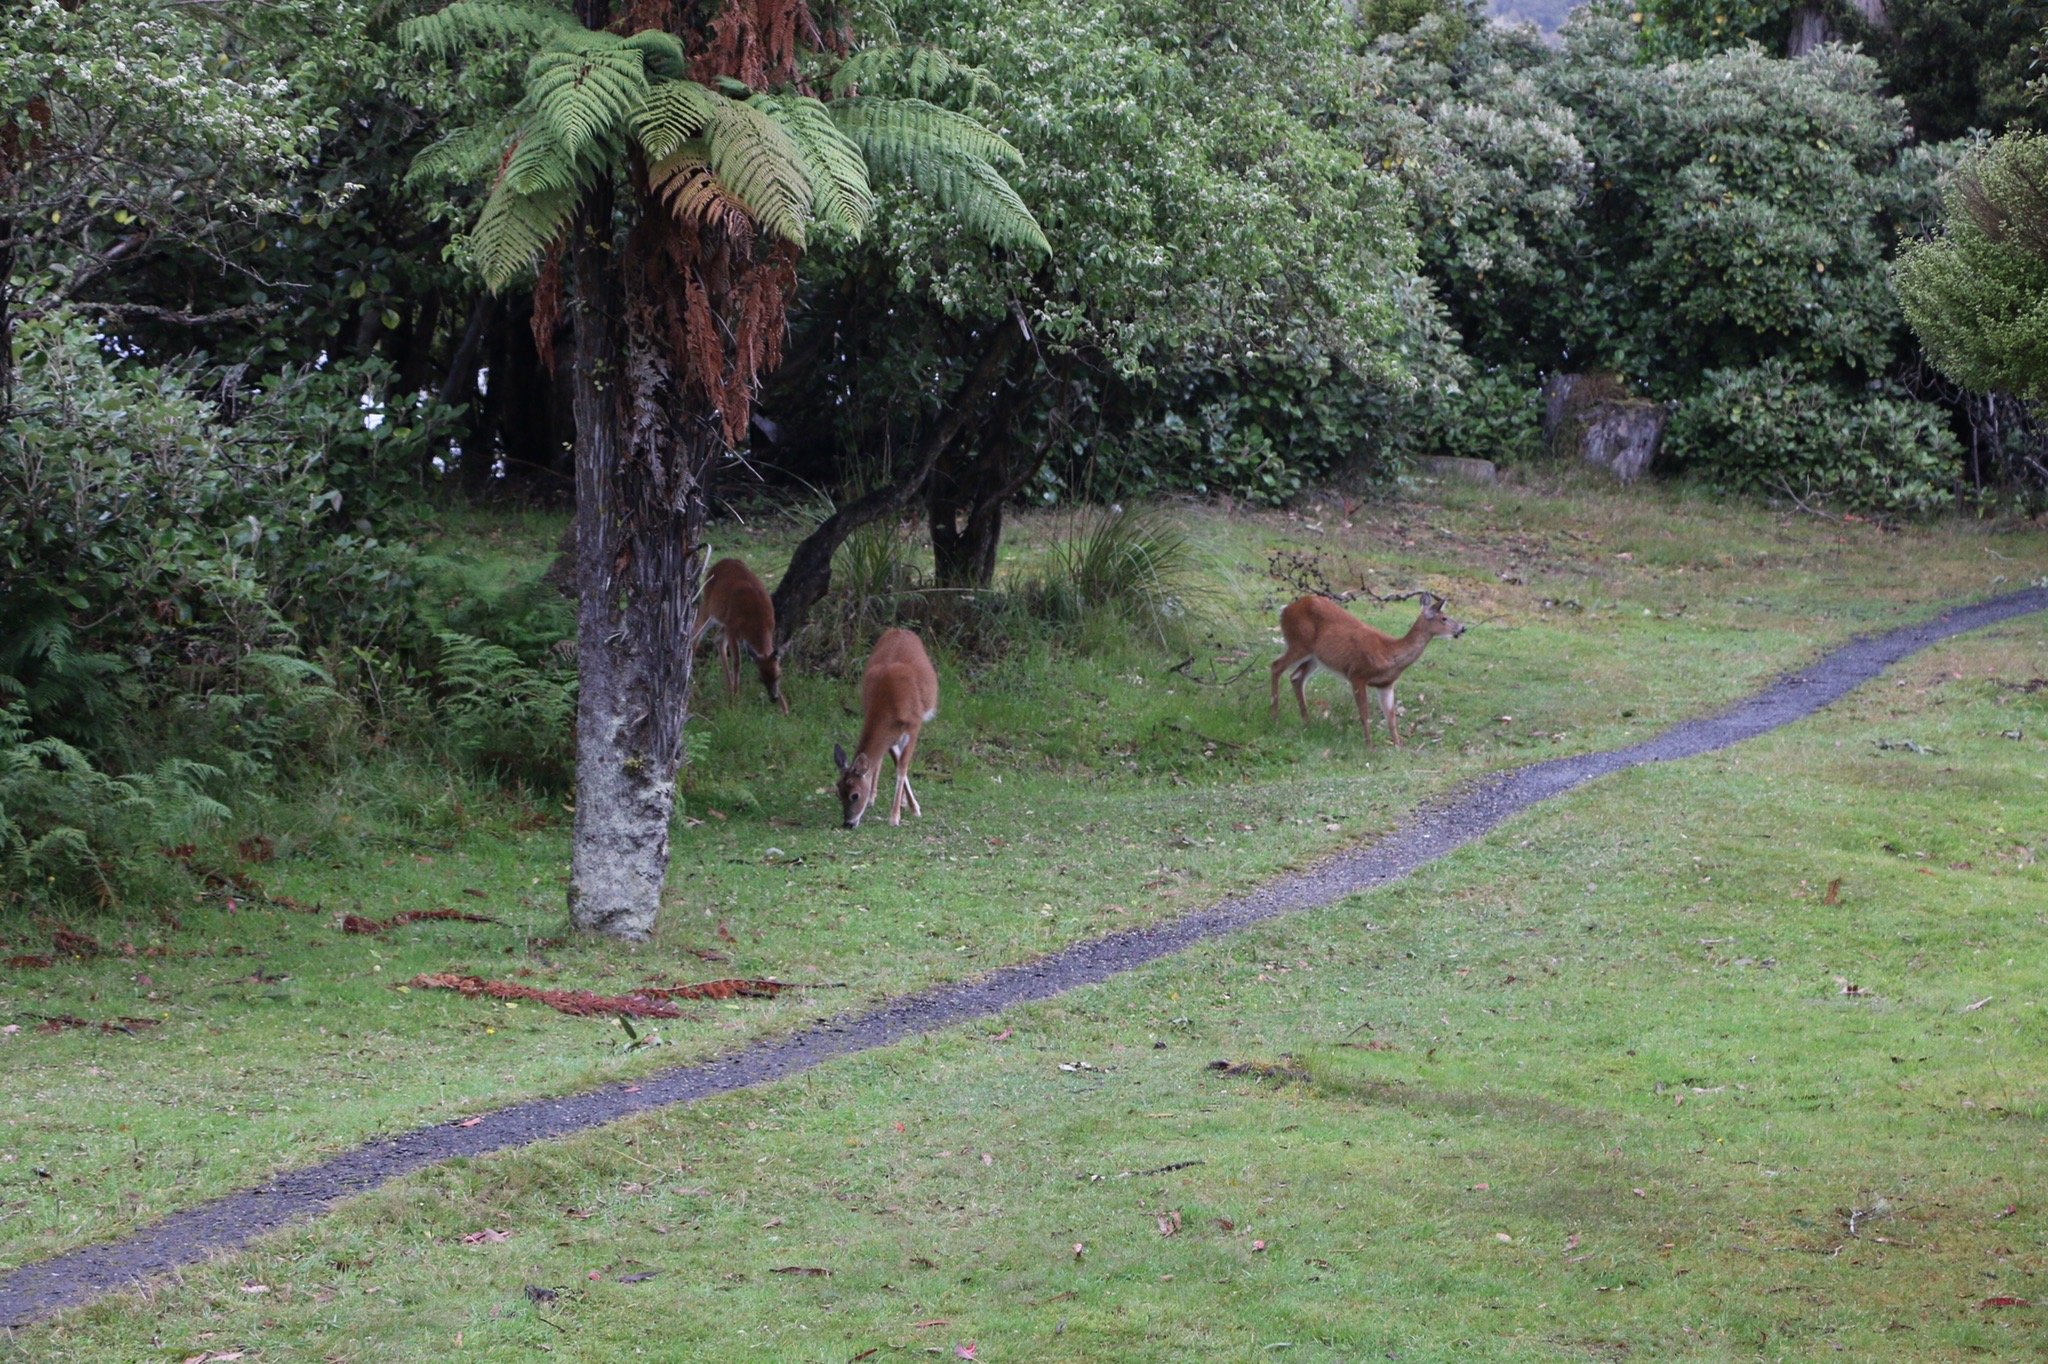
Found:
[3,585,2042,1327]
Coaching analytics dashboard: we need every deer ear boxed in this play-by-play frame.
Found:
[832,742,848,773]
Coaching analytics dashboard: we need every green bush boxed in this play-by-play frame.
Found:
[433,632,577,790]
[0,316,425,759]
[1421,369,1546,465]
[1665,363,1963,514]
[0,700,227,911]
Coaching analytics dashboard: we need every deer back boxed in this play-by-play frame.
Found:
[857,628,939,751]
[703,557,777,656]
[1280,595,1399,675]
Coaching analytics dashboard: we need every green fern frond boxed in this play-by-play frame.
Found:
[405,113,522,192]
[398,0,576,60]
[758,93,874,239]
[832,99,1047,256]
[701,95,815,247]
[527,34,649,162]
[622,30,687,80]
[830,96,1024,171]
[634,79,723,162]
[828,44,997,104]
[471,136,583,291]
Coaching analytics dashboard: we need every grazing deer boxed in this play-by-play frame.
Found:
[834,628,940,829]
[1270,591,1465,748]
[692,557,787,713]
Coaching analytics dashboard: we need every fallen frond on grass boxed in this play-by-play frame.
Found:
[26,1015,161,1035]
[342,909,506,935]
[404,973,799,1018]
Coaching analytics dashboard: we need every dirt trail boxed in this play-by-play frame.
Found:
[3,585,2042,1327]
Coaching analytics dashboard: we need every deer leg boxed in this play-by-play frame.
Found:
[887,733,918,825]
[1351,680,1377,747]
[722,637,741,697]
[897,733,922,819]
[1270,648,1308,719]
[1381,686,1402,749]
[1291,659,1315,722]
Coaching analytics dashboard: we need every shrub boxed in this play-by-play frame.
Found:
[0,700,227,911]
[1023,507,1197,648]
[433,632,577,790]
[1665,362,1963,514]
[0,315,424,760]
[1421,369,1546,465]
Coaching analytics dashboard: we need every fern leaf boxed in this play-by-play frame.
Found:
[833,100,1048,256]
[701,95,815,247]
[622,29,687,80]
[634,79,723,162]
[828,44,997,104]
[526,35,648,163]
[471,161,581,291]
[759,93,874,239]
[406,113,522,192]
[399,0,575,60]
[830,96,1024,171]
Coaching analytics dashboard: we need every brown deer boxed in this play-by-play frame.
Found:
[834,628,940,829]
[1269,591,1465,748]
[692,557,787,713]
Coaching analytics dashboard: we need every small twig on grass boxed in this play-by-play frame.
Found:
[1079,1159,1206,1182]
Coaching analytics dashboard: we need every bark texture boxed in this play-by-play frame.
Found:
[565,201,711,941]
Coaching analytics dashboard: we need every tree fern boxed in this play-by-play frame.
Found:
[757,92,874,239]
[700,93,816,248]
[526,33,650,163]
[402,5,1046,285]
[397,0,576,60]
[829,44,998,105]
[834,98,1048,256]
[404,113,523,193]
[635,79,724,161]
[832,96,1024,170]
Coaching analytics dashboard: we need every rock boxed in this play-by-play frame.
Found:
[1418,455,1497,485]
[1541,373,1669,485]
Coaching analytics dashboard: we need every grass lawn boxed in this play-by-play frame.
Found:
[3,474,2045,1308]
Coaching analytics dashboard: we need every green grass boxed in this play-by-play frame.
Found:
[2,474,2044,1300]
[17,579,2045,1362]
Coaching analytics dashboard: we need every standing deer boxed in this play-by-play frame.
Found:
[834,627,939,829]
[692,557,787,713]
[1270,591,1465,748]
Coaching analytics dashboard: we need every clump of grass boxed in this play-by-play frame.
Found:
[1024,505,1197,649]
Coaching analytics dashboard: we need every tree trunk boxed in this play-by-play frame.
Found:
[770,316,1026,643]
[925,353,1048,590]
[564,195,710,941]
[927,487,1005,588]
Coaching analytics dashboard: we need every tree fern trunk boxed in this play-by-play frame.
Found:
[565,194,709,941]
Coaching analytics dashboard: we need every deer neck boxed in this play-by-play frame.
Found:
[1386,619,1436,673]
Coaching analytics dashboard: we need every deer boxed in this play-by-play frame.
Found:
[691,557,787,713]
[834,627,940,829]
[1269,590,1465,749]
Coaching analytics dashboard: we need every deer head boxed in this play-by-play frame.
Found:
[833,742,878,829]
